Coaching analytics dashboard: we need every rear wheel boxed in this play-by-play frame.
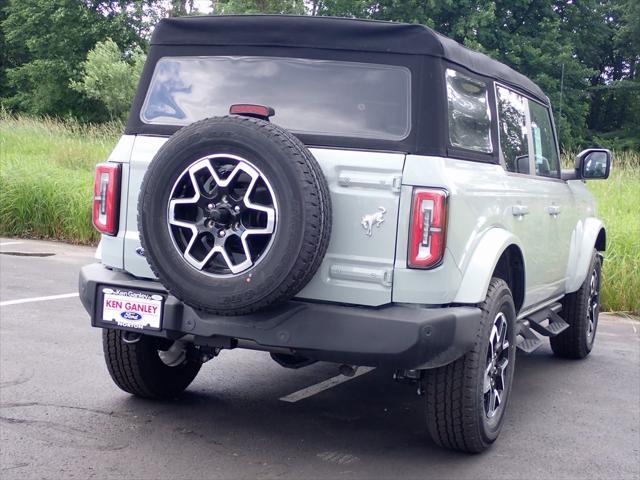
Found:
[102,329,202,399]
[422,278,517,453]
[551,250,602,359]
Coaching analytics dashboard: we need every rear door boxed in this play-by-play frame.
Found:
[296,148,405,306]
[496,85,569,305]
[122,138,404,306]
[495,85,546,305]
[123,54,413,306]
[528,98,575,294]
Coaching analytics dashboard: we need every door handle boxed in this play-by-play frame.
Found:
[512,205,530,217]
[546,205,561,217]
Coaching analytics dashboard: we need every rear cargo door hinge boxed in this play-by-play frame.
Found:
[391,175,402,193]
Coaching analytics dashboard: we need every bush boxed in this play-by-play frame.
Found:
[71,39,145,122]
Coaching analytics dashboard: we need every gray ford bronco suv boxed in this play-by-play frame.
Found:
[79,15,612,453]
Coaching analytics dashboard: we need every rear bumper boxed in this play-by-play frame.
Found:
[80,263,482,369]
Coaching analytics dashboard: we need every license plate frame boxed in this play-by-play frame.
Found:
[100,287,164,331]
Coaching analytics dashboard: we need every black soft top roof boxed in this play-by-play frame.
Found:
[151,15,548,103]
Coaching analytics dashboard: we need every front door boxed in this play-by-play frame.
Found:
[528,98,574,298]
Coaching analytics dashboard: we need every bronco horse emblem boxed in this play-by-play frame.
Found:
[361,207,387,237]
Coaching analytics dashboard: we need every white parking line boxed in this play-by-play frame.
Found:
[0,241,23,247]
[279,367,376,403]
[0,293,79,307]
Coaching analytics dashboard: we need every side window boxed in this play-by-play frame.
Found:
[529,101,560,178]
[446,69,492,153]
[496,86,530,174]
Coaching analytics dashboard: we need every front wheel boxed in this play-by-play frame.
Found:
[102,329,202,399]
[422,278,517,453]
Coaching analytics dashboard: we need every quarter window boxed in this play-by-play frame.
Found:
[446,69,492,153]
[529,101,560,178]
[496,86,530,174]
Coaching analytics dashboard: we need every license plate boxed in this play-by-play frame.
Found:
[101,287,163,330]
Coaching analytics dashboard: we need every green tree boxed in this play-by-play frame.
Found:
[216,0,305,14]
[0,0,12,101]
[1,0,156,120]
[1,0,637,148]
[584,0,640,149]
[315,0,613,150]
[71,38,145,120]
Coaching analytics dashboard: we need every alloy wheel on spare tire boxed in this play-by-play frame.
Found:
[138,115,331,315]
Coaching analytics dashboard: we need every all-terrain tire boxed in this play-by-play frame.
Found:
[138,115,331,315]
[422,278,517,453]
[102,329,202,399]
[550,250,602,359]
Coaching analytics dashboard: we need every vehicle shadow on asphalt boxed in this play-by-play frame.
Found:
[114,350,582,464]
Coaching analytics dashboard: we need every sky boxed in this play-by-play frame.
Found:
[194,1,213,13]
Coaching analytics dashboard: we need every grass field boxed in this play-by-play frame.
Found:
[586,152,640,314]
[0,114,118,244]
[1,114,638,313]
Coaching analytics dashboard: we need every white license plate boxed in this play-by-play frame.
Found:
[102,288,163,330]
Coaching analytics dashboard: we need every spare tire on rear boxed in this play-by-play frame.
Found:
[138,115,331,315]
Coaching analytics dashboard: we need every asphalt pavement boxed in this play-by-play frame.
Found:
[1,238,638,480]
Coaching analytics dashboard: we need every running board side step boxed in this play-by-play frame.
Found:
[517,321,544,353]
[516,303,569,353]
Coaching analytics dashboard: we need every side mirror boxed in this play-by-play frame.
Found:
[576,148,612,180]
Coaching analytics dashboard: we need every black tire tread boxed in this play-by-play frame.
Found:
[423,278,514,453]
[102,329,201,399]
[550,250,601,359]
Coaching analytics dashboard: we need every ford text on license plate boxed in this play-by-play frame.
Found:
[102,288,163,330]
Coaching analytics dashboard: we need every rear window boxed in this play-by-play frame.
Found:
[141,56,411,140]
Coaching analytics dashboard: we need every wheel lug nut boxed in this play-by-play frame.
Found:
[207,203,214,210]
[234,205,241,213]
[218,230,226,237]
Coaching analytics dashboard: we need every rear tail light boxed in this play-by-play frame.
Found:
[92,163,121,236]
[408,188,448,269]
